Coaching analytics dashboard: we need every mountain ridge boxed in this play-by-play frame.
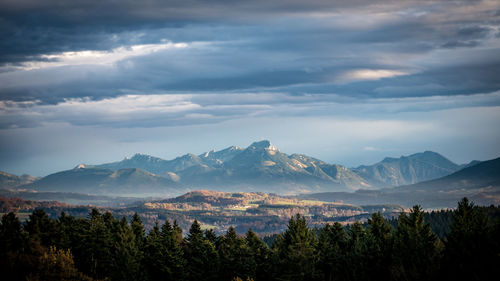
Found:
[0,171,38,189]
[352,151,464,187]
[19,166,184,197]
[1,140,480,197]
[301,157,500,208]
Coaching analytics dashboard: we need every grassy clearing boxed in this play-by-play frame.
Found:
[298,199,328,205]
[200,223,218,230]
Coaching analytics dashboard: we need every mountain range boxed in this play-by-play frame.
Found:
[1,140,484,198]
[352,151,464,187]
[0,171,37,189]
[22,167,181,197]
[302,157,500,208]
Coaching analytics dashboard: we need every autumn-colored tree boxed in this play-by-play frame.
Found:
[27,246,94,281]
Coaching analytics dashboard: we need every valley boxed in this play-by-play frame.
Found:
[0,190,404,234]
[1,141,499,234]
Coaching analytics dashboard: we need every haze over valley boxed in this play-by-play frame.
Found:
[2,140,499,213]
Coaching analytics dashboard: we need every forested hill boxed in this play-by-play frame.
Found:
[0,196,68,212]
[1,198,499,281]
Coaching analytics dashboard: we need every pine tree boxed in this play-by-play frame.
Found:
[183,219,219,281]
[275,214,318,281]
[346,222,373,281]
[143,221,165,281]
[204,228,217,244]
[131,213,146,248]
[172,220,183,245]
[82,209,114,279]
[160,219,185,280]
[0,212,27,254]
[110,217,144,281]
[25,209,60,247]
[217,226,255,281]
[393,205,442,281]
[317,222,347,281]
[366,212,393,280]
[245,229,271,281]
[57,214,89,273]
[0,212,30,281]
[443,197,499,280]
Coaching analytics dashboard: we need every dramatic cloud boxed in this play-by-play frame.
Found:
[0,0,499,175]
[2,91,500,129]
[2,105,499,176]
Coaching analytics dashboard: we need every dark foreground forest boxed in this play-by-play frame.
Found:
[1,198,499,281]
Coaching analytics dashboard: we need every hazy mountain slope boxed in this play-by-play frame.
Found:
[91,141,373,193]
[0,189,142,207]
[23,166,184,197]
[97,154,171,174]
[400,156,500,192]
[0,171,37,189]
[96,153,205,176]
[353,151,461,187]
[96,147,245,176]
[318,164,372,189]
[458,160,482,170]
[36,140,469,196]
[195,140,366,193]
[302,157,500,208]
[288,154,370,188]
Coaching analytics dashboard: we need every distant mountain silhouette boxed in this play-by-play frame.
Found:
[0,171,37,189]
[21,165,184,197]
[352,151,462,187]
[302,157,500,208]
[2,140,481,198]
[98,140,373,194]
[399,156,500,192]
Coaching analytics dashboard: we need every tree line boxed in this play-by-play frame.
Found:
[1,198,499,281]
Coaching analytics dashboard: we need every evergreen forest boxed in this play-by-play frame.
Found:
[1,198,499,281]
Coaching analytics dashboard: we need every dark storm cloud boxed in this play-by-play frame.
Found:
[0,0,382,63]
[0,0,494,63]
[0,0,499,116]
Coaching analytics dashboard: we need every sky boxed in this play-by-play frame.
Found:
[1,0,500,176]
